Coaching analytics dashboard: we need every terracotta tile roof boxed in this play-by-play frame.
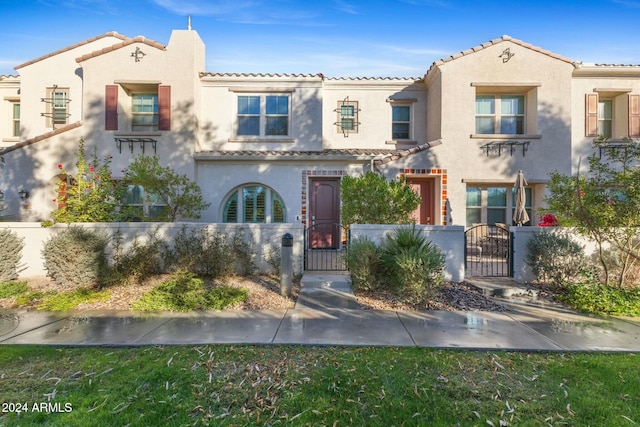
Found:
[76,36,166,63]
[200,72,324,79]
[426,35,576,76]
[325,76,421,81]
[14,32,129,70]
[194,142,439,165]
[0,121,82,156]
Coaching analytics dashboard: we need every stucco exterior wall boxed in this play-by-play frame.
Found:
[321,79,427,150]
[1,222,304,278]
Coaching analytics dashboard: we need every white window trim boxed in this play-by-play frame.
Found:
[232,93,292,141]
[386,98,417,144]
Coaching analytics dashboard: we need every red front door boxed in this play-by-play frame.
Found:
[309,178,340,248]
[408,178,435,225]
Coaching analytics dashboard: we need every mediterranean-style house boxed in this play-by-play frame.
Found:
[2,25,640,234]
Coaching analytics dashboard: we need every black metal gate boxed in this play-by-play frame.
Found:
[304,222,348,271]
[465,224,512,277]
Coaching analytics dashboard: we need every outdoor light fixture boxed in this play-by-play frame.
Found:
[0,190,4,200]
[18,189,29,200]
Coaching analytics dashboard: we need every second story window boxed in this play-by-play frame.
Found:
[475,95,524,135]
[237,95,290,137]
[12,103,20,137]
[44,87,70,129]
[598,100,613,138]
[392,105,411,140]
[132,94,158,132]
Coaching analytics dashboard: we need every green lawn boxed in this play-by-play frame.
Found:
[0,346,637,426]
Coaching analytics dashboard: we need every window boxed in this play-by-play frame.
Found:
[106,84,170,132]
[392,105,411,139]
[45,87,69,128]
[336,100,359,135]
[121,184,167,220]
[586,92,640,138]
[223,184,286,223]
[475,95,524,134]
[237,95,290,137]
[132,94,158,132]
[598,100,613,138]
[12,103,20,137]
[465,186,532,227]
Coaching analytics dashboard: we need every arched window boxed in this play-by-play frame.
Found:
[223,184,286,223]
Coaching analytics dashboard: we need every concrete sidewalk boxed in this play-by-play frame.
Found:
[2,296,639,350]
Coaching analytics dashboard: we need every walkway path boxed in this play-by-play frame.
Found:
[1,275,639,351]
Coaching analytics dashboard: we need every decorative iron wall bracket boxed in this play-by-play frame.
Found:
[593,138,639,158]
[480,140,530,157]
[114,137,157,155]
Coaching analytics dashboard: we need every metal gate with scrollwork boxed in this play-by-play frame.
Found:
[304,222,348,271]
[465,224,512,277]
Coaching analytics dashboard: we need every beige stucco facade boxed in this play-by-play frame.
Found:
[2,29,640,229]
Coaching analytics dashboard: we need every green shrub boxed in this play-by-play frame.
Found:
[562,274,640,316]
[263,242,281,276]
[526,230,590,286]
[42,227,110,289]
[169,227,255,278]
[132,271,247,312]
[110,229,168,286]
[379,226,445,302]
[0,281,29,298]
[204,286,249,310]
[346,237,380,291]
[231,228,256,276]
[0,229,25,282]
[15,290,57,307]
[37,288,111,311]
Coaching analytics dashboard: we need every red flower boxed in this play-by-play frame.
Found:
[89,166,95,172]
[538,214,558,227]
[57,163,63,169]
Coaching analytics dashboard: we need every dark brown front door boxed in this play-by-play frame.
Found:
[408,178,435,225]
[309,178,340,248]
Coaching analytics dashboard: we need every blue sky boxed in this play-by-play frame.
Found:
[1,0,640,77]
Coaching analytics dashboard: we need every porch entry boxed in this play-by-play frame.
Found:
[305,177,347,271]
[465,224,512,277]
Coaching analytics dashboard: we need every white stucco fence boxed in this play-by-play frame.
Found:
[349,224,466,283]
[1,222,305,278]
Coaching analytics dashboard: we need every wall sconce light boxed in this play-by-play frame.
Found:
[18,189,29,200]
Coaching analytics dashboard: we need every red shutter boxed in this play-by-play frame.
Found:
[629,94,640,138]
[105,85,118,131]
[158,85,171,131]
[585,93,598,137]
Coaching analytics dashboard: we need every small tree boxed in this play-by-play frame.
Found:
[122,155,210,221]
[545,137,640,286]
[52,138,118,223]
[341,172,421,225]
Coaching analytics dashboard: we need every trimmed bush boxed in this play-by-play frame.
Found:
[110,229,167,286]
[562,273,640,316]
[346,237,380,291]
[526,230,589,286]
[0,229,25,282]
[42,226,110,289]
